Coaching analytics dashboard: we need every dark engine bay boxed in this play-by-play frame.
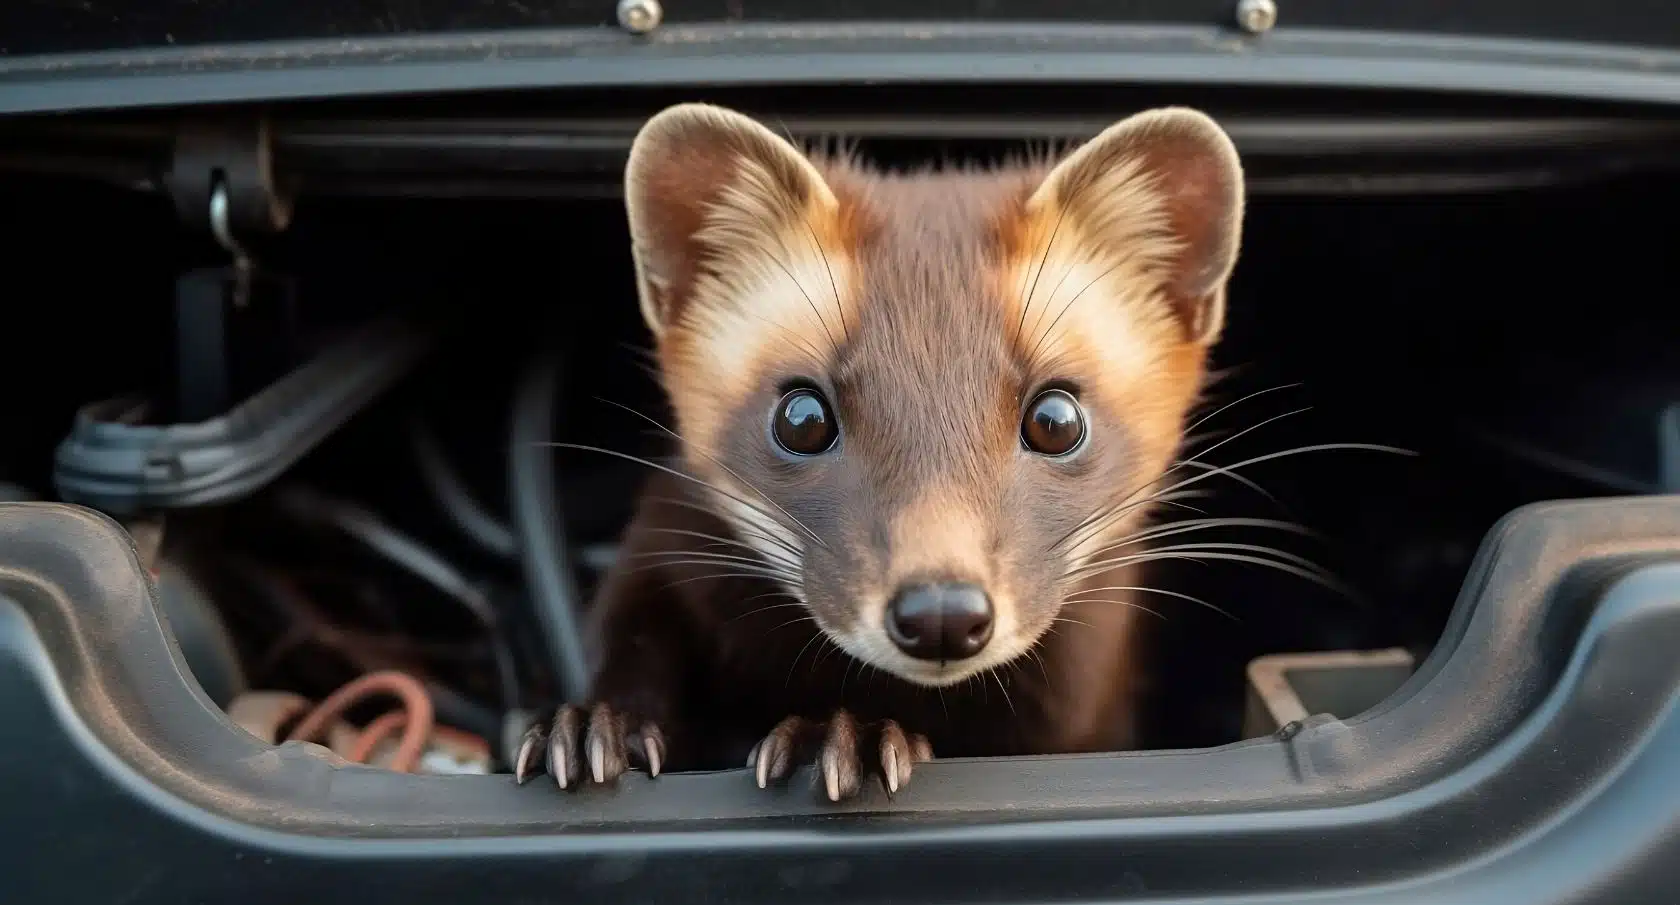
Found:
[1,89,1677,778]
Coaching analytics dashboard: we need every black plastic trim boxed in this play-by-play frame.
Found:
[51,320,431,515]
[4,0,1678,59]
[6,110,1679,201]
[4,496,1680,902]
[274,113,1680,154]
[1,24,1680,117]
[269,111,1680,199]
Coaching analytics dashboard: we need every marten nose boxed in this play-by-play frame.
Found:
[885,582,995,661]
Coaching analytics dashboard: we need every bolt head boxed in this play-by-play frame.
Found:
[1235,0,1277,34]
[617,0,663,34]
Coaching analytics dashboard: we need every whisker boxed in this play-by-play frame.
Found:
[1061,440,1412,555]
[1061,600,1164,620]
[646,527,803,570]
[1053,608,1143,628]
[631,555,790,575]
[615,340,659,365]
[1073,539,1333,578]
[545,439,826,551]
[1069,550,1350,598]
[1026,258,1127,367]
[799,215,849,342]
[1054,486,1209,553]
[1065,584,1237,622]
[628,549,800,576]
[1154,495,1210,516]
[1169,458,1284,510]
[990,669,1017,717]
[1178,428,1236,454]
[1060,379,1391,560]
[1104,412,1306,538]
[1014,204,1069,349]
[1027,646,1052,686]
[737,305,831,369]
[812,637,847,672]
[1061,483,1283,557]
[1058,407,1322,555]
[643,496,805,558]
[629,552,801,582]
[1183,382,1303,436]
[1145,442,1415,516]
[1058,486,1216,556]
[786,632,828,688]
[633,562,798,586]
[766,233,843,357]
[593,401,829,550]
[657,570,802,593]
[723,600,806,627]
[763,615,816,638]
[1174,406,1311,475]
[1074,516,1317,565]
[740,588,794,603]
[654,527,798,559]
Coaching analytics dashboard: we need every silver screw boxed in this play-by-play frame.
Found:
[617,0,663,34]
[1235,0,1277,34]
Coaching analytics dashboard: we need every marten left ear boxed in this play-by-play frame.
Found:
[1029,107,1244,346]
[623,103,841,342]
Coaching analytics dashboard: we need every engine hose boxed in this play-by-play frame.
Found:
[508,352,591,703]
[410,414,519,559]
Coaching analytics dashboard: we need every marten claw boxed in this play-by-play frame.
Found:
[513,704,666,789]
[876,720,931,794]
[513,723,547,783]
[749,711,933,801]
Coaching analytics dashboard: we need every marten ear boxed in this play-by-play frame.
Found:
[1029,107,1244,346]
[624,103,839,340]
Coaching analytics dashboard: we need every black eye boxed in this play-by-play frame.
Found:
[1022,389,1086,457]
[773,388,838,456]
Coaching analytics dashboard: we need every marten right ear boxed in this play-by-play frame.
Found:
[623,103,842,341]
[1027,107,1244,346]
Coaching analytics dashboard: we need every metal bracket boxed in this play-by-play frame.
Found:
[164,118,293,241]
[162,118,299,422]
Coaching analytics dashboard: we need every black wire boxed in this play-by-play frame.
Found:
[275,486,524,713]
[1660,404,1679,493]
[508,352,592,703]
[1461,425,1660,495]
[409,414,519,559]
[228,554,509,759]
[425,680,504,748]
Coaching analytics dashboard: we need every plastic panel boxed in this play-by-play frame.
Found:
[1,25,1679,116]
[3,496,1680,903]
[51,321,431,515]
[4,0,1679,57]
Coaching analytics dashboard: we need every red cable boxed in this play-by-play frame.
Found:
[284,670,434,773]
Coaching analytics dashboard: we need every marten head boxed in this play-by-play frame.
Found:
[624,103,1243,688]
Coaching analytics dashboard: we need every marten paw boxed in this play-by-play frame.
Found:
[513,703,666,789]
[747,711,933,801]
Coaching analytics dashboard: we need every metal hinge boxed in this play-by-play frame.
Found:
[161,118,300,422]
[164,118,293,242]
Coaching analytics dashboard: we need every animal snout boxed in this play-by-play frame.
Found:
[885,582,995,661]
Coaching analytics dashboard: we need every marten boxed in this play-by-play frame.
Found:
[515,101,1246,801]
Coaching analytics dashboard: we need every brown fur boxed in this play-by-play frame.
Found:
[517,103,1245,798]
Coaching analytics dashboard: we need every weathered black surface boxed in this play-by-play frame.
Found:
[2,0,1677,58]
[4,497,1680,902]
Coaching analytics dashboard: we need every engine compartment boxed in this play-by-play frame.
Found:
[2,73,1680,905]
[1,89,1677,774]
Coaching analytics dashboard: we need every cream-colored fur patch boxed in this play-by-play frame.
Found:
[664,219,854,454]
